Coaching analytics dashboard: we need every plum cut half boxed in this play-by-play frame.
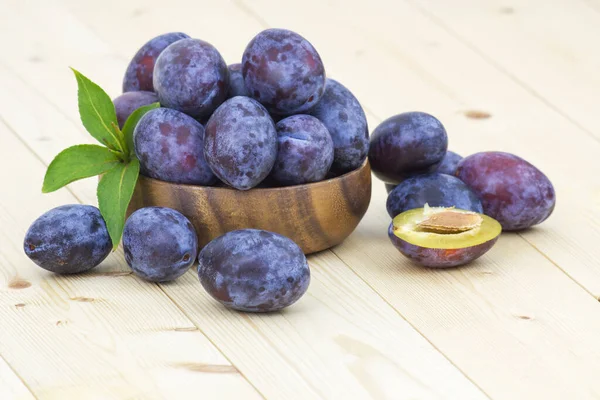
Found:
[388,206,502,268]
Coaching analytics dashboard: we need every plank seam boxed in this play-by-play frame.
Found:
[0,354,38,400]
[328,249,493,400]
[153,284,268,400]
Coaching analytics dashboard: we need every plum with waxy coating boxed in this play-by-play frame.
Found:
[23,205,111,274]
[270,115,334,186]
[123,207,198,282]
[204,96,277,190]
[309,79,368,174]
[123,32,189,92]
[153,38,229,120]
[198,229,310,312]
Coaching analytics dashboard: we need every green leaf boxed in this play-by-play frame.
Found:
[42,145,121,193]
[97,159,140,249]
[71,68,124,153]
[122,102,160,158]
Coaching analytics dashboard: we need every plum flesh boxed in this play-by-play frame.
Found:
[388,207,501,268]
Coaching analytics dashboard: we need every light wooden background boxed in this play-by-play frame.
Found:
[1,0,599,399]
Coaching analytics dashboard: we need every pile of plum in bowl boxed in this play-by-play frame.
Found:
[22,28,555,313]
[118,30,372,256]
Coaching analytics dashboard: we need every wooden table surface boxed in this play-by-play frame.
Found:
[1,0,599,399]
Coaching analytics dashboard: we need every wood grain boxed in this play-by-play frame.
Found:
[0,1,490,398]
[2,0,600,398]
[128,161,371,254]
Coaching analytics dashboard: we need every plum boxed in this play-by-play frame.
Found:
[456,151,556,231]
[389,206,501,268]
[23,205,111,274]
[123,32,189,92]
[113,91,158,128]
[309,79,368,174]
[227,63,249,98]
[134,107,216,185]
[153,38,229,120]
[242,29,326,115]
[204,96,277,190]
[386,173,483,218]
[198,229,310,312]
[270,115,333,185]
[123,207,198,282]
[368,112,448,184]
[437,151,463,176]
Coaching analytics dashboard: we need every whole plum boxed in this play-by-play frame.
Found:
[309,79,368,174]
[242,29,326,115]
[113,91,158,128]
[134,107,216,185]
[123,207,198,282]
[270,115,333,185]
[23,205,111,274]
[198,229,310,312]
[153,38,229,120]
[386,173,483,218]
[204,96,277,190]
[227,63,249,98]
[368,112,448,184]
[456,151,556,230]
[123,32,189,92]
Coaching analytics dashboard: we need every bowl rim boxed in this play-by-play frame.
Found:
[138,159,370,193]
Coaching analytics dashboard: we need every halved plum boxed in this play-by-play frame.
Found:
[388,206,501,268]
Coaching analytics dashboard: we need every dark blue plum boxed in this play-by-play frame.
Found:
[153,38,229,120]
[123,207,198,282]
[134,107,216,185]
[437,151,463,176]
[242,29,326,115]
[204,96,277,190]
[198,229,310,312]
[368,112,448,184]
[309,79,368,174]
[270,115,333,186]
[123,32,189,92]
[23,205,111,274]
[227,63,249,98]
[113,91,158,128]
[386,173,483,218]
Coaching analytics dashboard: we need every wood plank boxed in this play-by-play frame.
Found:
[0,124,262,399]
[411,0,600,141]
[0,356,35,400]
[0,2,490,398]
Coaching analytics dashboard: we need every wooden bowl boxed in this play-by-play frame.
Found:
[127,160,372,254]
